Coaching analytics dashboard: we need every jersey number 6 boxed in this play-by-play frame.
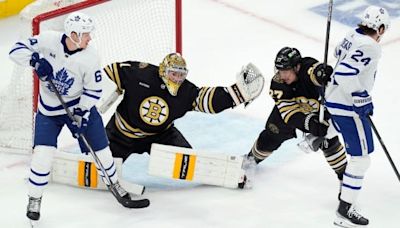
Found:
[95,70,102,82]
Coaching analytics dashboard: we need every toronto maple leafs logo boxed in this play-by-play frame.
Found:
[47,68,74,95]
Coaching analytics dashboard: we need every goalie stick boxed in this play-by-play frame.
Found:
[48,79,149,209]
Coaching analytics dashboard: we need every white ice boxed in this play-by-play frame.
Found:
[0,0,399,227]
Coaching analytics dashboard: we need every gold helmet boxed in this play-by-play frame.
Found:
[159,53,188,96]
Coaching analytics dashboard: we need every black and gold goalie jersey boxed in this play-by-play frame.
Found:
[103,61,236,139]
[268,57,323,134]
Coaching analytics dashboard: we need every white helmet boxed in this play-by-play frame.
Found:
[64,12,95,38]
[360,6,390,31]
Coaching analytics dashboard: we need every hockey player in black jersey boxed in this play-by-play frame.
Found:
[100,53,264,162]
[245,47,347,182]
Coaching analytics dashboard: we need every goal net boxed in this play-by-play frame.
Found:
[0,0,182,154]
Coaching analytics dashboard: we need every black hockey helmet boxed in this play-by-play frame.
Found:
[274,47,302,70]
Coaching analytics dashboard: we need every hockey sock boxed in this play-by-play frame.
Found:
[94,147,118,184]
[28,145,55,198]
[321,136,347,180]
[340,155,370,204]
[248,139,272,164]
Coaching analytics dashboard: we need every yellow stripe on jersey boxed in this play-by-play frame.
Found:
[277,103,299,113]
[173,153,196,181]
[198,87,208,112]
[104,65,115,82]
[114,112,162,139]
[283,109,302,123]
[113,63,122,91]
[104,63,123,92]
[207,87,217,114]
[193,87,218,114]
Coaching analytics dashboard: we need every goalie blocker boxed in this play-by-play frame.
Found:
[149,144,247,189]
[50,151,145,195]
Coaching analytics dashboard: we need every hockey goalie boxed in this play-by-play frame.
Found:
[48,54,264,190]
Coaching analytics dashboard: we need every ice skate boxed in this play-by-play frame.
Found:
[240,155,257,189]
[297,134,325,153]
[26,196,42,226]
[334,200,368,227]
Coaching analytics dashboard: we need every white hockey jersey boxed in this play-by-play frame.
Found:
[325,28,381,117]
[9,30,102,116]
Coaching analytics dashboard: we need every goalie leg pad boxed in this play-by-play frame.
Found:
[149,144,245,189]
[51,150,145,195]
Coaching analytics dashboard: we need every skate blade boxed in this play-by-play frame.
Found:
[334,216,365,228]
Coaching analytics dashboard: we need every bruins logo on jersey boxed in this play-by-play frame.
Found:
[276,96,319,123]
[140,96,169,126]
[296,97,319,113]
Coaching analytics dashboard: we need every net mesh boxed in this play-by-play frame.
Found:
[0,0,179,154]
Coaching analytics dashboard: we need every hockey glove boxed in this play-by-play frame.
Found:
[352,91,373,118]
[30,52,53,81]
[228,63,265,106]
[71,107,90,138]
[311,63,333,87]
[304,114,329,137]
[297,134,326,153]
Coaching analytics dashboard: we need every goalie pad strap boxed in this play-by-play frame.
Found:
[227,84,245,106]
[149,144,245,189]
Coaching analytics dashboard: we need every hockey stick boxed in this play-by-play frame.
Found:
[367,116,400,182]
[47,79,150,208]
[319,0,333,123]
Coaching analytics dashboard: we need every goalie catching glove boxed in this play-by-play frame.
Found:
[228,63,265,106]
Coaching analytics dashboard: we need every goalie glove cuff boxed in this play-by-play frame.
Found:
[228,63,265,106]
[227,84,246,106]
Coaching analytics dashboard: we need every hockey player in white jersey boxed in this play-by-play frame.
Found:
[324,6,390,227]
[9,12,144,224]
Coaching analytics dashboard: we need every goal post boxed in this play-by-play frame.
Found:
[0,0,182,154]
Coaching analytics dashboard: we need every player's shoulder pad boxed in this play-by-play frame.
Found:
[77,45,101,66]
[301,57,318,69]
[35,30,63,45]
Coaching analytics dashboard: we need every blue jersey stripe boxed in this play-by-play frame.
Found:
[325,102,353,111]
[39,97,80,111]
[83,92,101,100]
[335,62,360,76]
